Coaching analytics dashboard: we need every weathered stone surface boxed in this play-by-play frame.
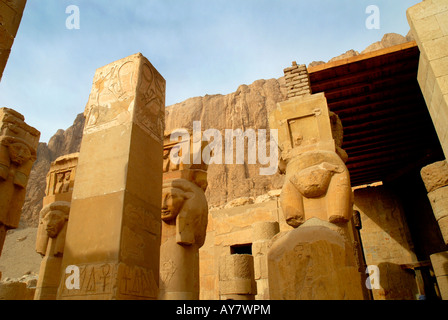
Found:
[0,280,35,300]
[219,254,257,300]
[0,0,27,80]
[252,221,279,300]
[57,53,165,300]
[269,92,352,227]
[421,160,448,245]
[308,33,412,68]
[267,65,364,299]
[268,224,364,300]
[421,160,448,192]
[0,108,40,255]
[408,0,448,157]
[428,186,448,221]
[430,251,448,300]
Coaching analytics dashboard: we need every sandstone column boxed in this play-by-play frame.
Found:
[159,135,209,300]
[34,153,78,300]
[219,254,257,300]
[407,0,448,156]
[430,251,448,300]
[0,107,40,256]
[57,53,165,300]
[267,63,364,300]
[252,221,279,300]
[0,0,27,81]
[421,160,448,245]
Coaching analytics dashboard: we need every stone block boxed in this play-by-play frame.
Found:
[252,221,279,242]
[422,36,448,61]
[431,251,448,276]
[0,108,40,255]
[421,160,448,192]
[437,10,448,36]
[413,14,445,42]
[0,281,34,300]
[407,0,448,22]
[269,93,334,160]
[437,74,448,95]
[432,56,448,79]
[0,0,27,80]
[439,216,448,244]
[268,225,364,300]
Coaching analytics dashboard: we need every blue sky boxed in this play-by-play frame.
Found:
[0,0,420,142]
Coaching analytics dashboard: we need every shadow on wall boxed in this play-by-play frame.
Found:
[376,262,418,300]
[354,185,415,259]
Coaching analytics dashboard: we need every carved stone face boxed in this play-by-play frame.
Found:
[43,210,66,238]
[161,187,185,221]
[8,143,31,165]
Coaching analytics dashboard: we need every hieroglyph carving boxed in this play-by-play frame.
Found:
[58,263,158,299]
[84,53,165,143]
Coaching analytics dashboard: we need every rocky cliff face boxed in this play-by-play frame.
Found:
[165,78,288,208]
[19,32,412,228]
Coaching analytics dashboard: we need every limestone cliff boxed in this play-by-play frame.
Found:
[165,78,288,208]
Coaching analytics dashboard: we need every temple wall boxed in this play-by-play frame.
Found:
[199,196,290,300]
[354,185,419,300]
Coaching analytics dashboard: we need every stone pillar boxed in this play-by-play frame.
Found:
[421,160,448,245]
[252,221,279,300]
[0,0,27,81]
[0,107,40,256]
[159,135,209,300]
[266,63,364,300]
[407,0,448,156]
[430,251,448,299]
[57,53,165,300]
[34,153,78,300]
[219,254,257,300]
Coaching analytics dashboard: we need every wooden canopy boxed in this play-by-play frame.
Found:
[308,42,444,187]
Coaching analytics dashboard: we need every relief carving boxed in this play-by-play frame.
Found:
[161,178,208,247]
[269,93,353,228]
[0,108,39,255]
[159,135,209,300]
